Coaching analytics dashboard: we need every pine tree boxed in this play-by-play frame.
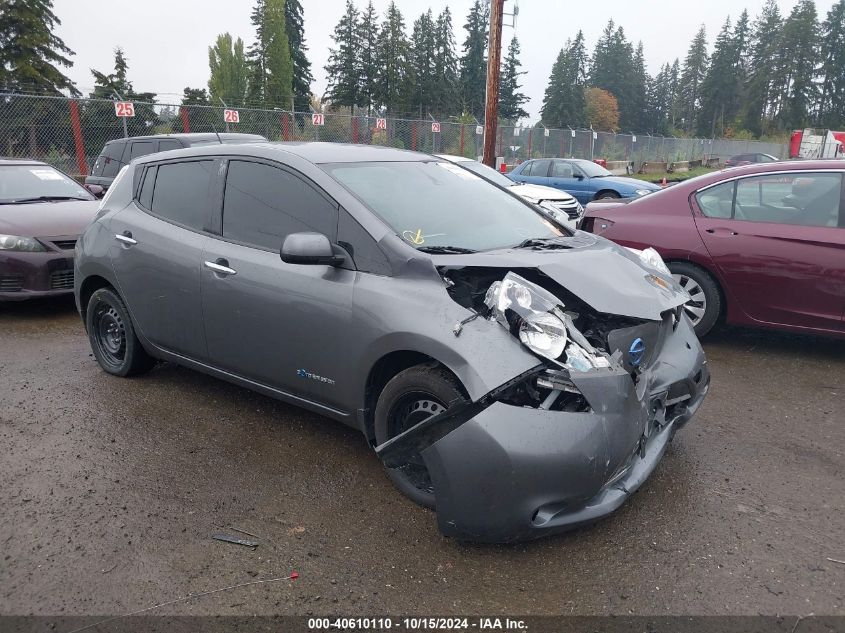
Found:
[324,0,360,113]
[667,58,681,129]
[182,87,210,105]
[590,22,640,129]
[777,0,819,129]
[358,0,379,115]
[540,32,587,128]
[208,33,248,106]
[676,25,709,133]
[697,18,737,136]
[86,49,157,137]
[818,0,845,127]
[0,0,77,95]
[246,0,293,108]
[629,42,649,131]
[499,36,529,121]
[374,2,412,115]
[430,7,459,119]
[459,0,488,119]
[645,63,671,133]
[285,0,313,113]
[742,0,782,134]
[409,9,437,117]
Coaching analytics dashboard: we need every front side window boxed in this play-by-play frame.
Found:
[550,161,574,178]
[735,172,842,227]
[575,160,612,178]
[222,160,337,251]
[0,165,94,204]
[149,160,214,231]
[324,161,563,252]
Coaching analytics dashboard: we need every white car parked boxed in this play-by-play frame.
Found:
[436,154,584,230]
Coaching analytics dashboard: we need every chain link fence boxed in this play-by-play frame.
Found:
[0,92,788,178]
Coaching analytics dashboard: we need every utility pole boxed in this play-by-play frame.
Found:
[482,0,505,168]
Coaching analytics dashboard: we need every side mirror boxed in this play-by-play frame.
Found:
[574,174,585,181]
[85,184,105,198]
[280,232,344,266]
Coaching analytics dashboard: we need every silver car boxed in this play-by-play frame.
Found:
[75,142,709,543]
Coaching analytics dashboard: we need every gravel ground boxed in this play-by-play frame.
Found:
[1,297,843,617]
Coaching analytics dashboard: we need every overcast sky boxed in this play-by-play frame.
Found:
[52,0,837,122]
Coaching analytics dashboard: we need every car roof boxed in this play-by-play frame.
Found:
[105,133,266,145]
[435,154,472,163]
[136,141,436,165]
[0,158,47,166]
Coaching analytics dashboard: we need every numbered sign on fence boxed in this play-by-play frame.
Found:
[375,118,387,130]
[571,130,576,138]
[544,128,550,137]
[431,121,441,133]
[114,102,135,118]
[592,131,598,140]
[224,109,240,123]
[312,113,325,126]
[514,127,521,137]
[476,125,483,135]
[632,135,637,143]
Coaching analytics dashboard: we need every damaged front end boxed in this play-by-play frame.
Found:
[377,267,710,543]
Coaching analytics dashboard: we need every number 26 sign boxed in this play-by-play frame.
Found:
[114,102,135,118]
[224,109,240,123]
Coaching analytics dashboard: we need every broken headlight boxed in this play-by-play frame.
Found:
[484,273,569,362]
[626,246,671,276]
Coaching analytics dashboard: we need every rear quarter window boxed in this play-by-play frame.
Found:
[148,161,214,232]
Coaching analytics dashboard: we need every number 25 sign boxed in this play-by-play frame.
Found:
[114,102,135,118]
[224,109,240,123]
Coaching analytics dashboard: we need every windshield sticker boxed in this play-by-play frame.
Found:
[436,162,481,180]
[30,169,63,181]
[402,230,447,245]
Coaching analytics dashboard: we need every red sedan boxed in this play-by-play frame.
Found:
[580,160,845,338]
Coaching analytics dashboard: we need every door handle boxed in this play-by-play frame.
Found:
[705,228,738,236]
[204,259,237,276]
[114,231,137,245]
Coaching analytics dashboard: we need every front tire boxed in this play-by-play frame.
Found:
[668,262,722,337]
[595,190,620,200]
[374,365,467,509]
[86,288,155,377]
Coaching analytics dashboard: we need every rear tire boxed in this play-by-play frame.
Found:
[668,261,722,338]
[86,287,155,377]
[374,365,467,509]
[595,190,620,200]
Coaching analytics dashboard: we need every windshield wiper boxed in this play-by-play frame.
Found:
[417,245,477,254]
[514,237,573,250]
[9,195,90,204]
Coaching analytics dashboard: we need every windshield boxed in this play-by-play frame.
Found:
[576,161,612,178]
[0,165,94,204]
[324,161,563,252]
[454,159,516,188]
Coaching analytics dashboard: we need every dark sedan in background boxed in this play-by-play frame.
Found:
[0,159,99,300]
[581,160,845,338]
[724,153,779,167]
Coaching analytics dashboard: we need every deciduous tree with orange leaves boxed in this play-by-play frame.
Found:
[585,87,620,132]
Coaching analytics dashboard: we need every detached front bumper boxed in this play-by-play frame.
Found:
[419,316,709,543]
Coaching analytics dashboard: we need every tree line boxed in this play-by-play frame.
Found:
[544,0,845,138]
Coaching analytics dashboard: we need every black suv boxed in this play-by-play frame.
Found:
[85,133,266,190]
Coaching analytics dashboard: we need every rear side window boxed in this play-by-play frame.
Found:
[95,141,126,178]
[695,181,735,219]
[524,160,551,177]
[138,166,157,209]
[222,160,337,251]
[735,172,842,227]
[159,140,182,152]
[130,141,156,160]
[149,161,214,231]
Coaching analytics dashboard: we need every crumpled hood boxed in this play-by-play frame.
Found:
[431,232,686,321]
[509,182,577,202]
[590,175,660,192]
[0,200,99,238]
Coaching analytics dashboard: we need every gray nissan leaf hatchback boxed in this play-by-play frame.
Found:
[74,142,709,543]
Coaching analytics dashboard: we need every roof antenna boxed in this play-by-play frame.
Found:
[210,121,223,145]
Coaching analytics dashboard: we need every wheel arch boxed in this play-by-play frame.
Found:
[78,274,117,326]
[663,257,728,323]
[362,350,469,444]
[593,189,620,200]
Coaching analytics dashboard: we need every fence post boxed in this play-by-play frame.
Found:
[68,100,88,177]
[527,129,532,158]
[459,124,465,156]
[282,113,290,141]
[411,122,417,151]
[179,107,191,133]
[352,116,359,144]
